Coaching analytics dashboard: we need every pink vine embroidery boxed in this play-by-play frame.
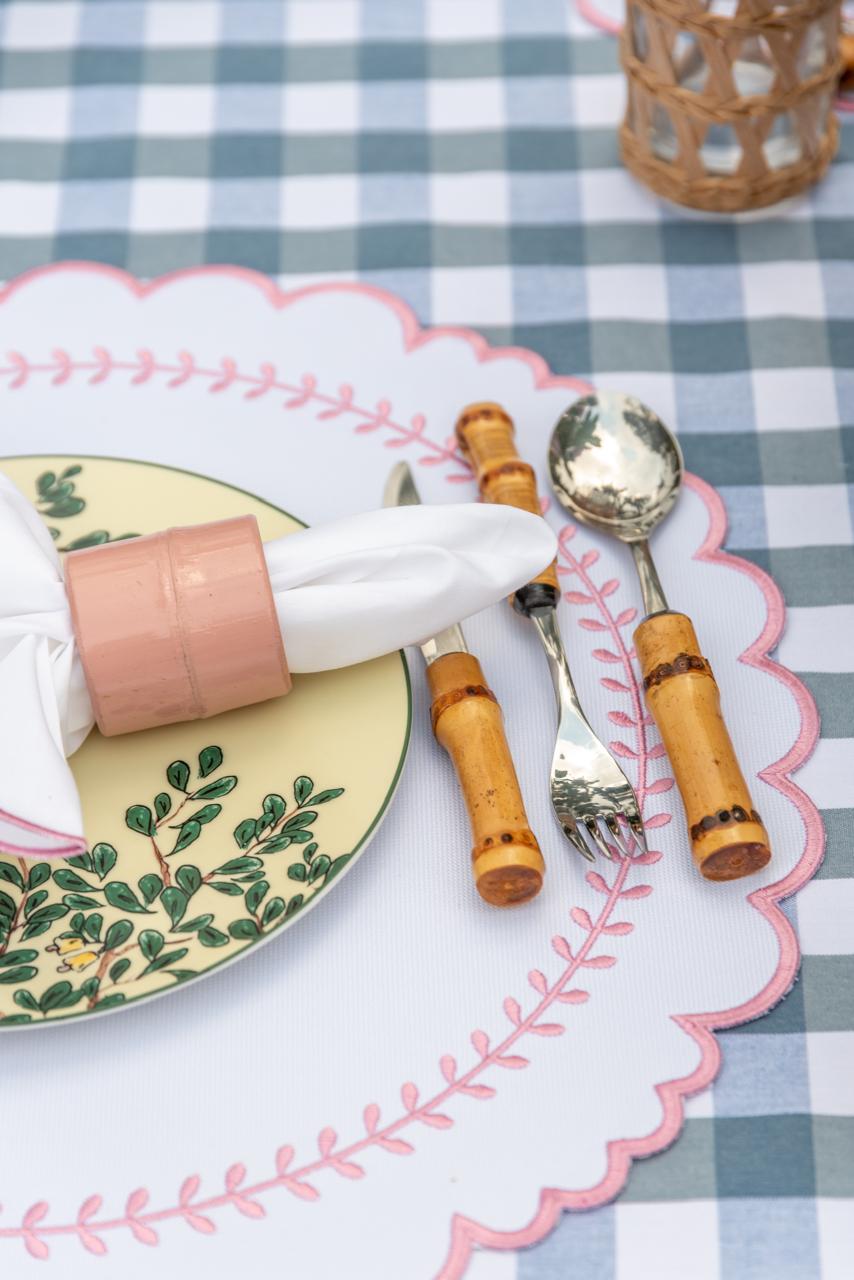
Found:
[0,349,469,480]
[0,503,666,1262]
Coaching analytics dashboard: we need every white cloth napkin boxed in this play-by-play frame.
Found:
[0,471,555,859]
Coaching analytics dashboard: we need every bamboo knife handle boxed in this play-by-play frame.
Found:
[427,652,544,906]
[455,401,560,613]
[634,611,771,881]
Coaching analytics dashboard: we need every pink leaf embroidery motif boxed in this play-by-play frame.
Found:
[419,1112,454,1129]
[621,884,653,899]
[503,997,522,1026]
[610,741,638,759]
[89,347,112,384]
[275,1145,294,1176]
[77,1195,102,1224]
[601,677,630,692]
[458,1084,496,1100]
[225,1163,245,1192]
[23,1203,48,1229]
[184,1212,216,1234]
[592,649,622,664]
[331,1160,365,1179]
[284,1180,320,1201]
[644,812,671,828]
[648,743,667,759]
[471,1030,490,1058]
[564,591,592,605]
[439,1055,457,1083]
[401,1082,419,1112]
[581,955,617,969]
[585,871,609,894]
[530,1023,564,1037]
[5,351,29,389]
[377,1137,414,1155]
[608,710,636,727]
[79,1228,108,1255]
[570,907,592,931]
[580,550,599,568]
[528,969,548,994]
[363,1103,380,1134]
[243,361,276,399]
[599,579,618,596]
[51,349,72,385]
[552,934,573,960]
[125,1188,149,1216]
[634,849,663,864]
[129,1220,159,1246]
[23,1233,49,1260]
[317,1128,337,1158]
[603,921,634,936]
[167,350,195,387]
[495,1054,530,1069]
[579,618,607,632]
[558,989,589,1004]
[131,349,155,385]
[646,777,674,794]
[234,1196,266,1219]
[179,1176,200,1207]
[615,608,637,626]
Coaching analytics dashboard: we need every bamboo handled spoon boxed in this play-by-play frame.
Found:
[549,390,771,882]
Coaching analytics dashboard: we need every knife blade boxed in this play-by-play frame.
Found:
[383,462,544,907]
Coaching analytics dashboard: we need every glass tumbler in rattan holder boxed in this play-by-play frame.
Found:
[620,0,842,212]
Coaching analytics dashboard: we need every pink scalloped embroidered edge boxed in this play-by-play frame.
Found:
[0,265,824,1277]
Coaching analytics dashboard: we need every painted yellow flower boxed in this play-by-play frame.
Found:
[46,933,102,972]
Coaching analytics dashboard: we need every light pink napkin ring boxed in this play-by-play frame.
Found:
[65,515,291,737]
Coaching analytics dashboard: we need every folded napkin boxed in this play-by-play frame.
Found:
[0,471,556,858]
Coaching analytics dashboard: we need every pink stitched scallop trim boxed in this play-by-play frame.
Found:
[0,266,823,1276]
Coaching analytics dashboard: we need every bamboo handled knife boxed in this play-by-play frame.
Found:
[383,462,544,906]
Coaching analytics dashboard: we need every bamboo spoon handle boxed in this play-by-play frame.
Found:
[633,611,771,881]
[426,651,545,906]
[455,402,560,612]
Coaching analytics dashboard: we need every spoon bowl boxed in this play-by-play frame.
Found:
[549,390,683,543]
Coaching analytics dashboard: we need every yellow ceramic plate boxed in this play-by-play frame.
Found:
[0,457,411,1028]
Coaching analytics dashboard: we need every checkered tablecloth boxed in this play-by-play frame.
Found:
[0,2,851,1277]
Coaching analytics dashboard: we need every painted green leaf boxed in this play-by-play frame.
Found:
[70,911,85,932]
[25,903,68,926]
[308,788,345,805]
[208,881,243,896]
[81,976,100,999]
[83,913,103,942]
[308,854,331,883]
[64,531,110,550]
[283,810,317,832]
[262,793,286,821]
[233,818,256,850]
[160,887,188,929]
[0,1013,32,1025]
[24,890,48,918]
[92,843,118,880]
[53,869,98,894]
[43,497,85,518]
[287,863,307,882]
[39,981,73,1011]
[0,949,38,967]
[198,745,223,778]
[13,989,39,1011]
[0,966,39,985]
[21,920,53,941]
[245,881,269,914]
[193,776,236,801]
[176,865,202,896]
[254,812,275,839]
[139,929,164,962]
[261,834,292,854]
[302,842,318,863]
[59,464,82,479]
[174,912,213,934]
[37,470,57,495]
[142,947,189,976]
[294,776,313,805]
[0,862,24,890]
[185,803,221,826]
[168,969,197,983]
[171,820,201,855]
[126,804,155,837]
[27,863,50,891]
[95,993,126,1011]
[228,918,259,940]
[236,871,265,882]
[154,792,172,820]
[198,926,229,948]
[104,881,150,914]
[62,893,101,910]
[325,854,352,885]
[0,889,18,917]
[215,856,261,875]
[66,851,94,872]
[287,830,314,845]
[109,957,131,983]
[285,894,304,917]
[167,760,191,792]
[262,897,286,927]
[104,919,133,950]
[138,873,163,905]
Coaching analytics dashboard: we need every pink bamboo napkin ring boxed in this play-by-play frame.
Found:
[65,515,291,737]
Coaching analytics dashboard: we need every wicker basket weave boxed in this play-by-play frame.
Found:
[620,0,842,212]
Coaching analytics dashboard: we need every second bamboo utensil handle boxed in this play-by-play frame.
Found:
[427,652,544,906]
[634,611,771,881]
[456,401,559,612]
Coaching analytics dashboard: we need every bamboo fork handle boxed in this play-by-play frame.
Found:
[427,652,545,906]
[455,402,560,613]
[634,611,771,881]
